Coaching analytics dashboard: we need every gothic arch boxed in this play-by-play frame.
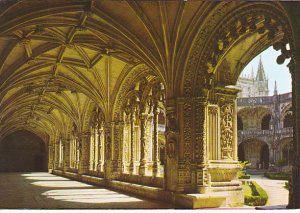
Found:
[181,1,293,96]
[111,64,156,121]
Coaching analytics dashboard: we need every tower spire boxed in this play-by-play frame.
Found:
[274,80,278,95]
[256,55,267,81]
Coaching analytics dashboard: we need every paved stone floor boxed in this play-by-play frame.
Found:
[250,175,289,208]
[0,172,174,209]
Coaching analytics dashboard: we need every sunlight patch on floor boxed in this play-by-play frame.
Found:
[21,173,55,177]
[31,180,93,188]
[42,188,144,204]
[25,176,68,181]
[43,188,117,196]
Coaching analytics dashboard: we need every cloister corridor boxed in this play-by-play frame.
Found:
[0,172,173,209]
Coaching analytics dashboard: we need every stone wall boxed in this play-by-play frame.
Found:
[0,130,47,172]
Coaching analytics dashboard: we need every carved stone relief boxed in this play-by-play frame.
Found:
[220,102,234,160]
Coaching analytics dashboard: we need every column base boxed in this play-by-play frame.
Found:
[139,161,147,176]
[129,162,135,175]
[152,162,161,177]
[174,190,243,208]
[78,162,89,175]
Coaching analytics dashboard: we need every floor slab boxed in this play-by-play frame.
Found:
[0,172,173,209]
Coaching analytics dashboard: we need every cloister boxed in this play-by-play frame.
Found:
[0,0,299,209]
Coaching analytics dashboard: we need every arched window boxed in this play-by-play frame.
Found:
[261,114,271,130]
[237,116,243,130]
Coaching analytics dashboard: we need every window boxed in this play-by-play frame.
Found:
[261,114,271,130]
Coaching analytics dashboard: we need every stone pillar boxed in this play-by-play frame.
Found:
[289,53,300,208]
[78,132,90,175]
[139,113,148,176]
[194,97,209,193]
[97,128,103,172]
[205,87,241,188]
[164,99,179,191]
[152,102,160,177]
[48,139,55,173]
[129,111,135,175]
[171,95,209,193]
[207,105,220,160]
[63,138,71,172]
[269,145,275,165]
[93,128,97,171]
[104,125,112,179]
[54,141,60,170]
[113,120,124,175]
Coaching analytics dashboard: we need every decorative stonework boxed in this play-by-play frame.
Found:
[194,98,207,164]
[220,102,234,160]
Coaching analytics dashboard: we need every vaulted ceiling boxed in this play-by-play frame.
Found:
[0,0,297,141]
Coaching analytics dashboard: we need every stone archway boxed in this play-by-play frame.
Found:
[238,140,269,170]
[0,130,47,172]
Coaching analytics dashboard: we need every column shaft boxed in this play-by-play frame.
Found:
[78,132,90,175]
[139,114,147,175]
[129,112,135,174]
[152,104,160,177]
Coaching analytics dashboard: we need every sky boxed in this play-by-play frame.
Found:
[240,46,291,95]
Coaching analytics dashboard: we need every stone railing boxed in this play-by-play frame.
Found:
[238,129,273,137]
[237,92,292,107]
[238,127,293,142]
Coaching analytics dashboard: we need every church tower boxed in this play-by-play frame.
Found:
[237,55,269,97]
[255,56,269,96]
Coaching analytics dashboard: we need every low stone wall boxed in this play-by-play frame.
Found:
[52,169,243,209]
[116,173,164,188]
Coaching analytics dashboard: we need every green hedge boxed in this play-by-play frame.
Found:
[264,172,290,180]
[244,181,268,206]
[239,175,251,179]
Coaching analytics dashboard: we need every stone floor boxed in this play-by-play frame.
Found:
[0,172,174,209]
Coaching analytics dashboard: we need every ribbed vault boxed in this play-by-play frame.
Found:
[0,0,222,140]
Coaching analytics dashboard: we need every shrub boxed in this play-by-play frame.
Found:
[244,181,268,206]
[264,172,290,180]
[284,181,289,190]
[238,161,251,179]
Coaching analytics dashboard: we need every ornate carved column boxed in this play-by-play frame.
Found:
[171,95,209,193]
[139,113,148,176]
[63,138,71,172]
[104,124,113,179]
[129,110,135,175]
[215,87,239,161]
[152,101,160,177]
[204,87,241,190]
[113,120,124,175]
[93,127,97,171]
[194,97,209,193]
[164,99,179,191]
[78,132,91,175]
